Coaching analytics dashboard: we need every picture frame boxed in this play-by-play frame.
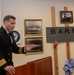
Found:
[24,19,42,36]
[12,31,20,42]
[25,37,43,54]
[60,11,73,23]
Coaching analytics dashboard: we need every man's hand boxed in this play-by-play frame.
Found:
[4,66,15,75]
[25,42,36,51]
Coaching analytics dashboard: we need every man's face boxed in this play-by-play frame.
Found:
[4,19,16,32]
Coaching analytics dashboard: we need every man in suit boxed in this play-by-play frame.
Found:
[0,15,35,75]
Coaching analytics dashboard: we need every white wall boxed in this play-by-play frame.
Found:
[1,0,74,75]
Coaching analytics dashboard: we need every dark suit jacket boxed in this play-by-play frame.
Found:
[0,26,24,70]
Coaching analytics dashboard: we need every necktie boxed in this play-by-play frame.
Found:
[8,33,13,44]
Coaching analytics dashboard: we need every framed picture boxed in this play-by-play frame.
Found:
[12,31,20,42]
[24,19,42,36]
[25,37,43,54]
[60,11,73,23]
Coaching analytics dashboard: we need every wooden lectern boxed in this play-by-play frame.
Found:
[6,56,52,75]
